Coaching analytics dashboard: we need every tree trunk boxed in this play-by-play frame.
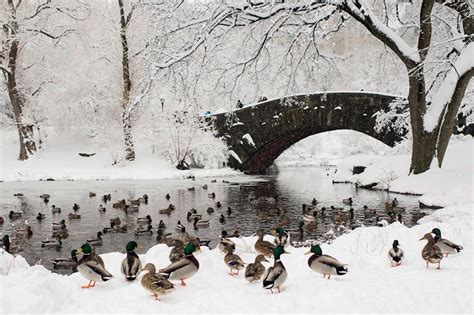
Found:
[6,2,36,160]
[118,0,135,161]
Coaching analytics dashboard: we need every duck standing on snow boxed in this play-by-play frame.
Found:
[218,230,235,252]
[431,228,463,257]
[159,242,199,286]
[255,229,276,257]
[224,245,245,276]
[263,245,289,293]
[121,241,142,281]
[245,255,268,282]
[73,243,113,288]
[388,240,404,267]
[273,227,290,249]
[419,233,443,269]
[141,263,175,300]
[305,244,348,279]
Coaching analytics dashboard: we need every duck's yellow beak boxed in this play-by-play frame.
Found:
[284,250,291,254]
[76,249,83,254]
[304,251,311,255]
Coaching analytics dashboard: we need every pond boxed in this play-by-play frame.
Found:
[0,166,430,273]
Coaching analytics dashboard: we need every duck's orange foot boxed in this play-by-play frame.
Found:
[81,281,94,289]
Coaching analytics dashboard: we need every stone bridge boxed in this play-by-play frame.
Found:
[210,92,407,174]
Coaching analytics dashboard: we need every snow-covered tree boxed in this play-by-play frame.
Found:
[200,0,472,174]
[1,0,88,160]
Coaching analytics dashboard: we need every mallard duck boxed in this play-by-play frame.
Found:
[68,213,81,219]
[73,203,80,211]
[89,192,96,198]
[392,198,398,207]
[187,211,202,221]
[9,211,22,219]
[137,215,152,225]
[218,231,235,252]
[112,223,128,233]
[330,205,344,211]
[87,232,103,245]
[141,263,175,300]
[135,225,153,236]
[219,214,226,224]
[130,199,141,206]
[431,228,463,257]
[216,201,222,208]
[273,227,290,248]
[73,243,113,288]
[41,236,62,249]
[51,205,61,214]
[202,184,208,189]
[36,213,46,221]
[159,206,173,215]
[255,229,276,257]
[121,241,142,281]
[207,207,214,214]
[311,198,318,206]
[193,217,210,229]
[1,235,11,253]
[208,192,216,199]
[165,193,170,200]
[224,246,245,275]
[227,207,232,215]
[98,205,106,212]
[245,255,268,282]
[51,256,77,270]
[113,200,126,209]
[127,206,139,213]
[363,205,376,218]
[159,242,199,286]
[52,219,66,230]
[388,240,404,267]
[305,244,348,279]
[231,227,240,238]
[176,221,185,232]
[419,233,443,269]
[169,239,185,262]
[158,220,166,229]
[16,223,33,239]
[342,197,353,205]
[263,245,288,293]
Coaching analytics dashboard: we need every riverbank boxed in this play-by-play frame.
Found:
[1,203,471,313]
[331,136,473,208]
[0,129,238,182]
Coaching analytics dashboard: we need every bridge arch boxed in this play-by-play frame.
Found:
[212,92,407,174]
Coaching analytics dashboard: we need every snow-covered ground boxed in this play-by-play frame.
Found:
[1,203,471,313]
[0,129,237,182]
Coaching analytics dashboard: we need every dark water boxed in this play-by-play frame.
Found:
[0,167,428,273]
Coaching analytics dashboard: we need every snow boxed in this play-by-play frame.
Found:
[242,133,255,147]
[228,150,242,164]
[424,42,474,132]
[333,135,473,207]
[0,129,238,182]
[1,203,471,313]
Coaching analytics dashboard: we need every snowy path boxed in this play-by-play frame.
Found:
[1,204,471,313]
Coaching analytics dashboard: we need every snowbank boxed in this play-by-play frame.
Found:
[333,136,474,207]
[0,129,238,182]
[1,203,472,313]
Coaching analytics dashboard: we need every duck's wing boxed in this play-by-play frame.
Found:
[159,258,192,276]
[83,259,113,279]
[439,239,463,251]
[262,265,283,288]
[245,263,257,277]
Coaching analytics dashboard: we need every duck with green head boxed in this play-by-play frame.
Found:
[273,227,289,248]
[305,244,348,279]
[159,242,199,286]
[263,245,289,293]
[74,243,113,288]
[431,228,463,257]
[121,241,142,281]
[141,263,175,300]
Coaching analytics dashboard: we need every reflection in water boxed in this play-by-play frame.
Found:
[0,167,428,273]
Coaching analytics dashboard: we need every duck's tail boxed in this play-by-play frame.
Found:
[336,265,348,275]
